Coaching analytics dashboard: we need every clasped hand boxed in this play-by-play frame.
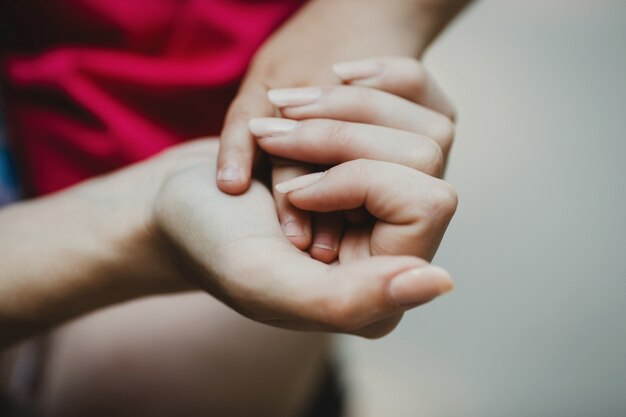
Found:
[153,57,458,338]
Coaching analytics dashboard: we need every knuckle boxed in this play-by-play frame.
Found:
[410,137,445,177]
[427,180,459,220]
[429,116,456,153]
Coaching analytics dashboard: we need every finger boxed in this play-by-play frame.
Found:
[160,162,452,336]
[309,212,343,263]
[217,84,274,194]
[338,222,374,263]
[276,160,458,260]
[332,56,456,121]
[250,117,444,177]
[258,254,452,337]
[272,162,312,250]
[267,85,454,154]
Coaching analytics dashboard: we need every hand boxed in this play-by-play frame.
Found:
[249,56,456,263]
[0,137,454,346]
[215,0,464,261]
[154,140,456,338]
[216,0,466,191]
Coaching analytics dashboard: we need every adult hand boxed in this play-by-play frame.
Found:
[155,140,456,338]
[249,56,456,263]
[215,0,467,259]
[216,0,467,190]
[1,137,455,347]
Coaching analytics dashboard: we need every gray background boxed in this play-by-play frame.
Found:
[340,1,626,416]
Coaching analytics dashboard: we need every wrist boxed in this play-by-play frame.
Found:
[71,165,190,299]
[267,0,429,60]
[0,187,161,346]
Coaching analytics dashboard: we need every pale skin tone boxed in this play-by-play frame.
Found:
[1,58,457,416]
[0,59,457,346]
[1,0,471,414]
[218,0,471,263]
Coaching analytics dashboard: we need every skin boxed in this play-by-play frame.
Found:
[217,0,471,263]
[0,55,458,347]
[1,57,459,416]
[1,1,472,414]
[0,137,456,347]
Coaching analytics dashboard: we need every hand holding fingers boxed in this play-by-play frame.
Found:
[261,56,457,259]
[156,161,452,338]
[275,159,458,261]
[241,56,457,262]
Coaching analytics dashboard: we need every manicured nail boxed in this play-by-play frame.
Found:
[312,232,337,251]
[332,59,384,81]
[275,171,326,194]
[218,166,242,182]
[282,221,304,237]
[388,265,453,306]
[249,118,299,137]
[267,87,322,107]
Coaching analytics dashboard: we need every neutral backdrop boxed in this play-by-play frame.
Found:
[339,1,626,416]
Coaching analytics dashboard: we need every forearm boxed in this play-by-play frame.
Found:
[0,174,174,348]
[261,0,472,62]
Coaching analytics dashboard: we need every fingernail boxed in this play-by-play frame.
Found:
[275,171,326,194]
[267,87,322,107]
[332,59,384,81]
[218,166,242,182]
[388,265,453,306]
[282,221,304,237]
[249,117,300,137]
[312,232,338,251]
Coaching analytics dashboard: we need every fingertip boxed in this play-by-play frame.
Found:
[309,246,339,264]
[309,231,340,264]
[286,235,312,252]
[388,265,453,307]
[282,219,312,251]
[216,165,251,194]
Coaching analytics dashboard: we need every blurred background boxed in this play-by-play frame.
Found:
[339,1,626,416]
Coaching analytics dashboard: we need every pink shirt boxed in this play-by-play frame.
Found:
[0,0,305,194]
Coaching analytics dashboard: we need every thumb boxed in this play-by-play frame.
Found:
[217,84,275,194]
[257,253,452,336]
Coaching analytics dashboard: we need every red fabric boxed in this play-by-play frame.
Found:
[0,0,305,195]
